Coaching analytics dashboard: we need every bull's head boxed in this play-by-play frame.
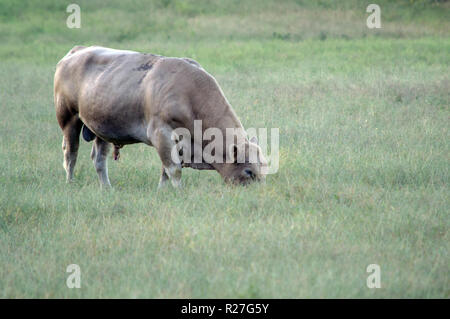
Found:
[214,136,268,185]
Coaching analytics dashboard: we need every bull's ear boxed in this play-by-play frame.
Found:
[250,136,258,145]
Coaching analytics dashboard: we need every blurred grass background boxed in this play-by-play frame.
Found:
[0,0,449,298]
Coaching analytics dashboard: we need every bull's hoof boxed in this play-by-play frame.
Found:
[157,182,168,190]
[100,183,112,190]
[171,180,182,188]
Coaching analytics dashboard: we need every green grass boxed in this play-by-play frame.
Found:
[0,0,449,298]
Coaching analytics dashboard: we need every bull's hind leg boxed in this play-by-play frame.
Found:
[61,116,83,182]
[90,137,112,188]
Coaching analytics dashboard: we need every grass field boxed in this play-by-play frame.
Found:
[0,0,449,298]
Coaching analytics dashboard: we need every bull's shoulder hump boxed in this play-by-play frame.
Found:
[182,57,202,69]
[157,56,203,69]
[157,57,211,83]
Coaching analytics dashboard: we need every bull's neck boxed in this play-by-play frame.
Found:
[214,104,247,143]
[197,83,247,145]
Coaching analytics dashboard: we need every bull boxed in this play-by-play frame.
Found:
[54,46,267,188]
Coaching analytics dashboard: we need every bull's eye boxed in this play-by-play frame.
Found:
[244,169,254,178]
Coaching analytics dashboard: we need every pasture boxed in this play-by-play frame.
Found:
[0,0,449,298]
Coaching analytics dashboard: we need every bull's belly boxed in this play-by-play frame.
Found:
[79,112,149,146]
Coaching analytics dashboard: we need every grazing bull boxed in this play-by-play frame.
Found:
[54,46,267,188]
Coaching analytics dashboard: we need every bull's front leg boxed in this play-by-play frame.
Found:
[158,165,170,189]
[148,121,182,188]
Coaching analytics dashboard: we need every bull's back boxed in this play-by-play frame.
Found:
[55,46,150,108]
[54,46,230,144]
[55,46,162,143]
